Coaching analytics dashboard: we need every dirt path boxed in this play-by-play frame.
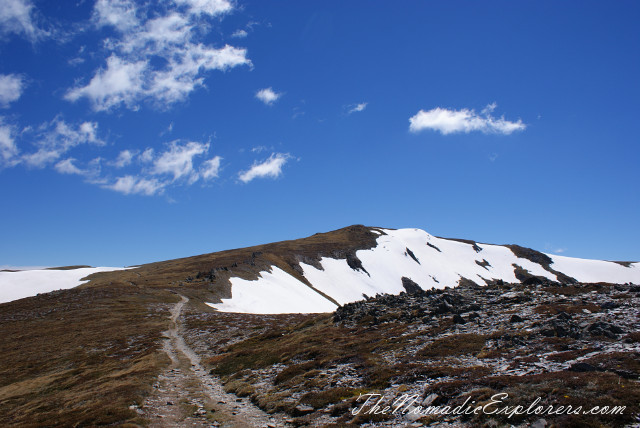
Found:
[143,295,287,427]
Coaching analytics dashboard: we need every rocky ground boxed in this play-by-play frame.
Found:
[182,280,640,427]
[1,278,637,427]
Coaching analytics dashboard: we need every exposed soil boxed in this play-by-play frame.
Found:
[143,294,289,428]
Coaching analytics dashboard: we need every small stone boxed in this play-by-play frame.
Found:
[403,406,422,422]
[422,393,438,406]
[294,404,315,415]
[452,314,466,324]
[510,314,524,323]
[530,418,548,428]
[569,362,598,372]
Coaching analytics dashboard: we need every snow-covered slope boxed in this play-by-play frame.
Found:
[208,228,639,314]
[0,267,128,304]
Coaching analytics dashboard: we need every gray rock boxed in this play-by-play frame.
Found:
[530,418,547,428]
[294,404,315,415]
[422,393,438,406]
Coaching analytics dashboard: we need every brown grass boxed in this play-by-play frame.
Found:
[81,225,382,306]
[0,284,176,427]
[417,334,488,358]
[534,303,601,314]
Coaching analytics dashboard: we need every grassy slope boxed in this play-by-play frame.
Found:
[0,225,379,426]
[83,224,381,304]
[0,285,177,427]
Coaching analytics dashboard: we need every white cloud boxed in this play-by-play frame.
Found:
[147,44,249,106]
[54,157,102,179]
[67,0,250,111]
[22,119,104,167]
[0,0,44,41]
[255,87,282,105]
[174,0,233,17]
[200,155,221,180]
[105,175,166,196]
[151,140,208,182]
[231,29,248,38]
[0,118,18,166]
[238,153,290,183]
[0,74,24,107]
[93,0,139,32]
[65,55,146,111]
[409,104,526,135]
[140,147,154,163]
[54,158,84,175]
[347,102,367,114]
[111,149,135,168]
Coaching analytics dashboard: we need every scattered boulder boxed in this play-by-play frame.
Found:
[401,277,423,294]
[588,321,624,339]
[510,314,524,323]
[452,314,466,324]
[600,301,620,310]
[541,320,581,339]
[569,362,599,372]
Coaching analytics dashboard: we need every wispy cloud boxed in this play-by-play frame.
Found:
[0,118,18,166]
[255,87,282,105]
[239,152,290,183]
[0,74,25,107]
[54,158,86,175]
[251,145,268,153]
[200,155,222,180]
[151,140,208,182]
[0,0,46,41]
[140,147,154,163]
[346,102,367,115]
[174,0,233,17]
[409,103,526,135]
[105,174,166,196]
[111,149,136,168]
[92,0,139,32]
[102,140,223,195]
[231,29,248,38]
[22,119,104,168]
[65,55,146,111]
[65,0,250,111]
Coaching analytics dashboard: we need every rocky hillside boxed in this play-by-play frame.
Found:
[189,279,640,427]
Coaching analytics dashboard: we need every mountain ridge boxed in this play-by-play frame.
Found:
[1,225,638,309]
[86,225,640,314]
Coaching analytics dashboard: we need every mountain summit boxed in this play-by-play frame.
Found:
[70,225,639,314]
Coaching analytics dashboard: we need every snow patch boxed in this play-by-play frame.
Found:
[547,254,639,284]
[206,228,640,314]
[0,267,129,304]
[206,266,338,314]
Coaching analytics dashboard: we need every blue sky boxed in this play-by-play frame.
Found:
[0,0,639,267]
